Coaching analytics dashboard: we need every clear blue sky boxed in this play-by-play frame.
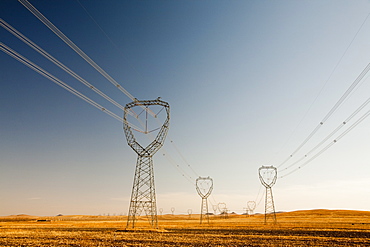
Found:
[1,0,370,216]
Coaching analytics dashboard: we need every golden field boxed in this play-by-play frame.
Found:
[1,209,370,246]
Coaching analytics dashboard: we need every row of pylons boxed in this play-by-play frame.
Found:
[123,98,277,229]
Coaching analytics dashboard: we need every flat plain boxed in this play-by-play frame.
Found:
[1,209,370,246]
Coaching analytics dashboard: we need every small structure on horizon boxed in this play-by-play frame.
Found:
[247,201,256,216]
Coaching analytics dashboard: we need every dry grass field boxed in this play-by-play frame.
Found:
[1,209,370,246]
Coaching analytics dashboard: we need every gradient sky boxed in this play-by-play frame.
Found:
[1,0,370,216]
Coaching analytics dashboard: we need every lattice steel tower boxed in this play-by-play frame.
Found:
[196,176,213,224]
[247,201,256,216]
[259,165,277,224]
[124,98,170,229]
[218,202,228,219]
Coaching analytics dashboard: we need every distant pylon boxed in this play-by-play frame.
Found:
[247,201,256,216]
[212,204,218,216]
[188,209,192,219]
[124,98,170,229]
[218,202,228,219]
[259,165,277,224]
[196,177,213,224]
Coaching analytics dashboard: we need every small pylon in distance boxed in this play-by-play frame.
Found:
[247,201,256,216]
[218,202,228,219]
[188,209,192,219]
[212,204,218,216]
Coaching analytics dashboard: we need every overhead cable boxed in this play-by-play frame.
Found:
[254,184,263,206]
[0,18,140,119]
[75,0,148,98]
[170,140,200,178]
[280,106,370,178]
[305,95,370,157]
[18,0,155,117]
[280,76,370,174]
[162,152,195,185]
[278,13,370,168]
[279,61,370,168]
[0,42,142,129]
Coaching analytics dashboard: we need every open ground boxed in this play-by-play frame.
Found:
[1,209,370,246]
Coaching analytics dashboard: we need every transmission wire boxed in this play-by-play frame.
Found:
[18,0,155,117]
[162,152,195,185]
[75,0,146,85]
[0,18,143,121]
[170,140,200,178]
[279,60,370,168]
[0,42,129,124]
[278,12,370,168]
[280,78,370,174]
[256,188,265,207]
[254,184,263,205]
[280,106,370,178]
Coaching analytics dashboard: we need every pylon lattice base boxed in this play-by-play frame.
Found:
[264,187,276,224]
[126,155,158,229]
[200,198,209,224]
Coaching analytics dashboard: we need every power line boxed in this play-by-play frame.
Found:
[75,0,147,87]
[18,0,133,100]
[254,184,263,206]
[170,140,200,178]
[75,0,117,50]
[278,12,370,168]
[279,60,370,169]
[305,95,370,157]
[257,189,265,208]
[0,18,141,119]
[280,75,370,174]
[0,42,143,128]
[280,105,370,178]
[162,152,195,185]
[18,0,155,117]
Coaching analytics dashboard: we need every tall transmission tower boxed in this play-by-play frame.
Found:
[124,98,170,229]
[259,165,277,224]
[196,176,213,224]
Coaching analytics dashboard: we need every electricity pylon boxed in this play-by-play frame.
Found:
[188,209,192,219]
[196,176,213,224]
[259,165,277,224]
[218,202,228,219]
[247,201,256,216]
[124,98,170,229]
[212,204,218,216]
